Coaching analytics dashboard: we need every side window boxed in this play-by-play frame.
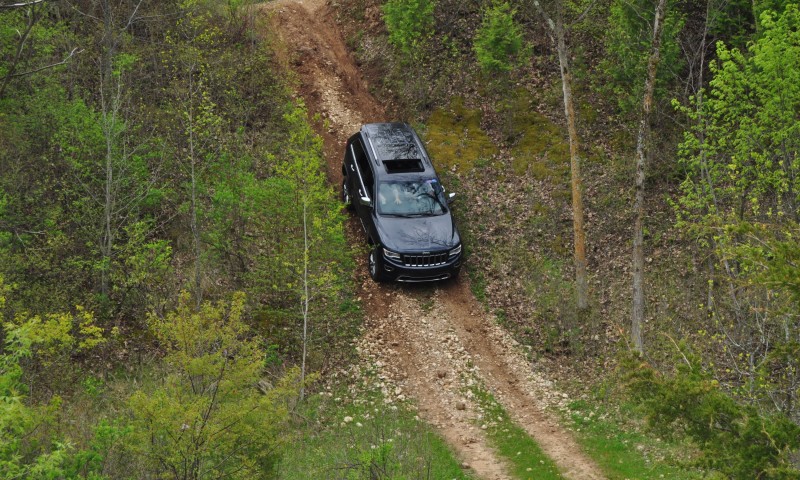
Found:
[344,143,355,171]
[352,139,374,198]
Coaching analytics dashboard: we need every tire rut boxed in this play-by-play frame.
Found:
[259,2,606,478]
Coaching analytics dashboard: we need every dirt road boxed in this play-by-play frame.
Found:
[261,1,605,478]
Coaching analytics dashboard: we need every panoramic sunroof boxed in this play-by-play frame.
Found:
[383,159,424,173]
[365,124,422,161]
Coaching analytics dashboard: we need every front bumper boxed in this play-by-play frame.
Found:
[381,252,462,282]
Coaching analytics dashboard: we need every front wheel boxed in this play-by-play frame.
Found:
[368,247,386,282]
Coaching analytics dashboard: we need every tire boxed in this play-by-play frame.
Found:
[342,179,354,211]
[368,247,386,282]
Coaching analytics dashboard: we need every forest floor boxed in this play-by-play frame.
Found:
[260,0,606,478]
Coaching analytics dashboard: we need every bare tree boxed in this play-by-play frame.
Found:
[300,199,309,400]
[0,0,47,8]
[97,0,146,298]
[631,0,667,353]
[532,0,589,310]
[183,61,205,308]
[0,1,81,97]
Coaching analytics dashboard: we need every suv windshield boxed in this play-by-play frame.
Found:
[377,179,447,216]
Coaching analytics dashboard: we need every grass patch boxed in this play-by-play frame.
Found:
[423,97,494,173]
[471,386,563,479]
[497,88,569,182]
[279,382,473,479]
[566,399,704,480]
[468,268,488,306]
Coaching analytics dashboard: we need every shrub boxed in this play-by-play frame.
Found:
[623,348,800,479]
[599,0,683,114]
[382,0,436,57]
[127,292,301,479]
[473,2,527,73]
[0,276,109,479]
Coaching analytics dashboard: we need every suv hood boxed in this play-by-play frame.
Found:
[375,212,460,252]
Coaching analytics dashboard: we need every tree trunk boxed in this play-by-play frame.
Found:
[100,0,115,298]
[631,0,667,353]
[188,71,202,308]
[534,0,589,310]
[300,199,309,401]
[0,4,39,98]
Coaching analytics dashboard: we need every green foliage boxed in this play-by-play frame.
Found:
[0,321,69,479]
[675,5,800,417]
[568,399,704,479]
[382,0,436,57]
[0,276,114,479]
[677,6,800,226]
[279,381,469,479]
[0,87,96,314]
[64,420,131,479]
[1,2,361,476]
[111,220,173,310]
[710,0,758,48]
[0,2,73,94]
[128,292,300,478]
[624,350,800,479]
[473,2,527,73]
[754,0,796,24]
[600,0,684,114]
[245,100,353,367]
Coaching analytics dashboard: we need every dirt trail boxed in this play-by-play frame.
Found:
[260,2,605,478]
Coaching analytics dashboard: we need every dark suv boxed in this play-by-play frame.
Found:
[341,123,462,282]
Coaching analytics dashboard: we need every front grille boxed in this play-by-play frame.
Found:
[403,252,449,267]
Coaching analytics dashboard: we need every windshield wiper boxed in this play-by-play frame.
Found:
[418,192,448,213]
[382,212,424,218]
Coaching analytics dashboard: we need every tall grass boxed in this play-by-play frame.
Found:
[278,384,473,479]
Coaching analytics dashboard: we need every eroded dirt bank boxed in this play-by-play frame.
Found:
[260,1,605,478]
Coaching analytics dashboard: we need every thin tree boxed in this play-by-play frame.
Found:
[96,0,148,299]
[0,1,81,98]
[685,0,745,324]
[0,1,47,8]
[631,0,667,353]
[100,0,146,296]
[164,5,225,308]
[186,65,203,308]
[532,0,589,310]
[300,198,309,400]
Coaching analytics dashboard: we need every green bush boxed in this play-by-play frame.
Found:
[382,0,436,57]
[623,348,800,479]
[0,276,111,479]
[599,0,683,115]
[127,292,301,479]
[473,2,527,73]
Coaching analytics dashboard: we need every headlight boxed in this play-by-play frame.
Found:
[383,248,401,261]
[449,244,462,257]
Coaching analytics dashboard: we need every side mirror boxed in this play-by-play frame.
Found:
[359,196,373,207]
[447,192,456,204]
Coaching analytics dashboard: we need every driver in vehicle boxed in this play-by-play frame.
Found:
[379,183,403,205]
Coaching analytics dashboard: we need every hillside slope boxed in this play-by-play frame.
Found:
[261,0,604,478]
